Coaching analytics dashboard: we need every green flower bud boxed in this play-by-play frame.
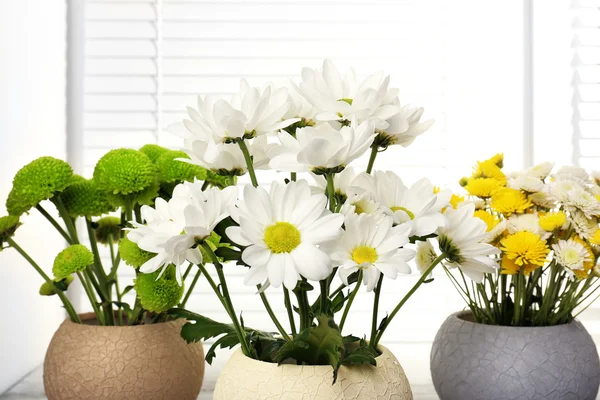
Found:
[39,275,74,296]
[93,216,122,245]
[93,149,158,203]
[0,215,20,250]
[139,144,169,163]
[459,177,469,187]
[156,150,207,184]
[52,244,94,280]
[6,157,73,216]
[206,171,236,189]
[134,265,184,313]
[119,235,156,268]
[60,178,115,218]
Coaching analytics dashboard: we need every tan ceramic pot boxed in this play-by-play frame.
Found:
[213,344,412,400]
[43,313,205,400]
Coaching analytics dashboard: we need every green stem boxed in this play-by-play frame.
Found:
[85,219,113,325]
[294,287,311,331]
[238,140,258,187]
[7,238,81,324]
[180,267,202,308]
[257,284,291,341]
[374,254,445,347]
[53,197,79,244]
[325,173,336,212]
[36,205,72,244]
[366,146,378,174]
[77,271,105,325]
[201,180,210,191]
[283,287,297,336]
[182,263,193,281]
[290,172,297,182]
[369,274,384,345]
[201,242,252,356]
[134,205,142,224]
[339,271,363,331]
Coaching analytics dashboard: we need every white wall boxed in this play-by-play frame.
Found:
[0,0,67,393]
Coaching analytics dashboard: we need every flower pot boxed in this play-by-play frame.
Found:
[430,311,600,400]
[213,343,412,400]
[43,313,205,400]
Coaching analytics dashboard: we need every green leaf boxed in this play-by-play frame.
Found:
[111,301,133,320]
[214,216,238,245]
[294,280,314,292]
[214,247,241,261]
[121,285,134,296]
[275,315,345,383]
[330,291,346,314]
[168,309,239,344]
[342,334,360,344]
[341,346,377,367]
[410,233,437,244]
[205,333,240,365]
[424,278,435,284]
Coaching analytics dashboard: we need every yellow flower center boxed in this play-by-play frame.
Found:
[563,248,582,265]
[264,222,301,254]
[391,206,415,220]
[352,246,378,265]
[354,203,366,214]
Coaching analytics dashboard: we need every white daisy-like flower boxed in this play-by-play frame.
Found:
[437,203,500,282]
[507,213,549,240]
[524,162,554,179]
[550,179,585,203]
[279,80,318,122]
[268,120,375,173]
[482,219,507,244]
[331,213,415,292]
[570,211,599,240]
[226,180,344,289]
[379,101,434,147]
[179,136,271,174]
[508,175,544,193]
[591,170,600,186]
[339,191,382,217]
[353,171,451,237]
[529,190,556,209]
[415,240,438,275]
[173,80,297,143]
[297,59,399,128]
[554,166,590,184]
[128,185,238,284]
[564,187,600,219]
[552,239,592,273]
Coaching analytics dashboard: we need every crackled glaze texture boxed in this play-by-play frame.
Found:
[431,311,600,400]
[43,313,205,400]
[213,344,412,400]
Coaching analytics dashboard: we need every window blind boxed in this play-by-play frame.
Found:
[79,0,529,395]
[573,0,600,169]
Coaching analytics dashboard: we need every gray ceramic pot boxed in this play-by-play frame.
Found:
[430,311,600,400]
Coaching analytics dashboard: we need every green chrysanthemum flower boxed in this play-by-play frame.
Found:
[139,144,169,163]
[93,149,158,207]
[94,216,122,245]
[119,235,156,268]
[134,265,184,313]
[60,179,115,218]
[52,244,94,280]
[39,275,75,296]
[0,215,20,250]
[6,157,73,216]
[156,150,207,184]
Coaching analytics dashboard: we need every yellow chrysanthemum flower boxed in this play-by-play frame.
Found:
[571,235,595,279]
[590,230,600,246]
[465,178,503,198]
[491,188,533,216]
[500,231,549,275]
[539,211,567,232]
[449,194,465,209]
[473,160,507,185]
[473,210,499,232]
[487,153,504,168]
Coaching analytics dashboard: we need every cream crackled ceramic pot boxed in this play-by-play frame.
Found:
[43,313,205,400]
[213,343,412,400]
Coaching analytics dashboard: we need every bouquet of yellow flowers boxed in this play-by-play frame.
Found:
[448,154,600,326]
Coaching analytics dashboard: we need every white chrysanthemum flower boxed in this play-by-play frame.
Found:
[507,213,549,239]
[280,81,318,122]
[173,80,297,143]
[473,198,487,210]
[553,239,592,273]
[269,120,375,173]
[555,166,590,184]
[570,211,599,240]
[415,240,438,275]
[311,167,359,200]
[297,59,399,128]
[179,136,271,174]
[332,213,414,292]
[508,175,544,193]
[128,185,238,284]
[482,219,507,244]
[353,171,451,237]
[524,162,554,179]
[529,190,556,209]
[550,179,585,203]
[591,171,600,186]
[379,101,434,147]
[339,191,382,217]
[226,180,344,289]
[437,203,500,282]
[564,188,600,219]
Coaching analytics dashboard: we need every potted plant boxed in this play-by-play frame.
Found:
[126,60,500,399]
[430,155,600,400]
[0,147,220,399]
